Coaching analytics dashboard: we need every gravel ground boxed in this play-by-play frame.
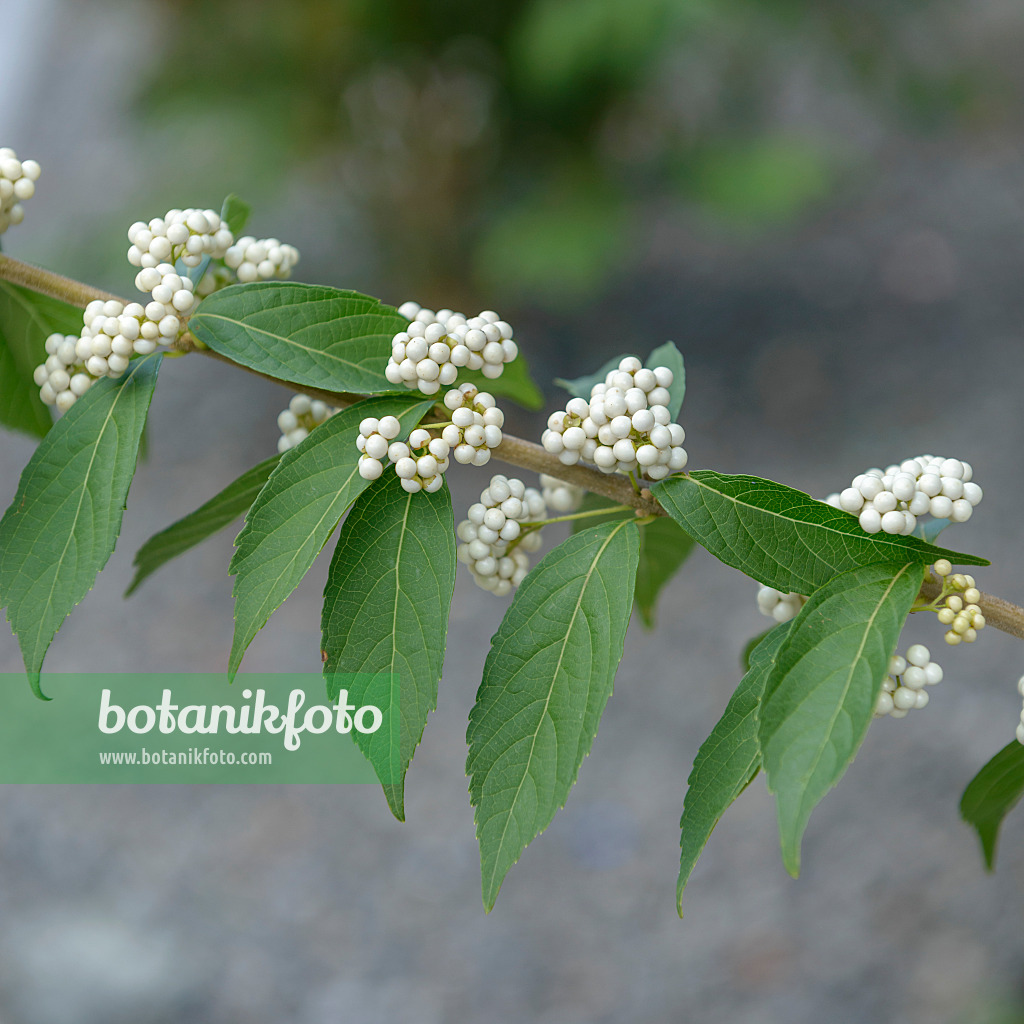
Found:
[1,5,1024,1021]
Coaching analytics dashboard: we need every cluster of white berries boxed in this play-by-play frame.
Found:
[456,475,546,594]
[437,384,503,466]
[823,456,982,536]
[277,393,338,452]
[1015,676,1024,745]
[929,560,986,646]
[539,474,584,513]
[32,206,300,413]
[0,148,39,234]
[384,302,518,395]
[127,208,233,270]
[33,296,167,411]
[755,586,806,624]
[874,645,943,718]
[542,357,686,480]
[224,236,300,282]
[356,416,451,493]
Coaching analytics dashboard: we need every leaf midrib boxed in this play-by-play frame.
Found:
[689,475,941,562]
[791,565,909,816]
[482,519,629,900]
[27,369,140,663]
[194,311,379,375]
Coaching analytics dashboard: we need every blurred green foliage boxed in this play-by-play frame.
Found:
[137,0,1003,307]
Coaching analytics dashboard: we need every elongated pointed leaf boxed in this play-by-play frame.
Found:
[0,282,82,438]
[220,193,250,236]
[467,519,639,911]
[126,454,281,596]
[758,561,922,876]
[678,621,790,912]
[742,628,774,671]
[229,394,435,677]
[960,741,1024,870]
[653,472,987,594]
[322,474,456,820]
[0,355,162,696]
[553,354,622,400]
[570,494,693,627]
[456,355,544,410]
[634,516,694,628]
[555,342,685,419]
[190,283,405,394]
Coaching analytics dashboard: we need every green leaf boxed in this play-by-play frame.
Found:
[758,561,922,876]
[646,341,685,419]
[554,354,623,401]
[634,515,694,628]
[960,741,1024,870]
[190,283,404,395]
[125,454,281,596]
[653,472,988,594]
[322,473,456,820]
[467,519,640,911]
[0,282,82,438]
[220,193,251,236]
[229,394,435,678]
[457,354,544,411]
[742,628,775,671]
[570,496,692,627]
[0,355,162,696]
[555,341,685,419]
[678,621,790,912]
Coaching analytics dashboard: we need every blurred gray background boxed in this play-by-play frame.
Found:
[2,0,1024,1021]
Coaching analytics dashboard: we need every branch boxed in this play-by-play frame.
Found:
[919,577,1024,642]
[3,254,1022,637]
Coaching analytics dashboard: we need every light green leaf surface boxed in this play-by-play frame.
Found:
[758,561,922,876]
[960,741,1024,870]
[554,354,623,401]
[220,193,251,236]
[555,341,685,419]
[0,282,82,438]
[678,621,790,912]
[126,454,281,596]
[653,472,987,594]
[229,394,435,678]
[467,519,639,911]
[0,355,162,696]
[645,341,685,419]
[322,473,456,820]
[190,283,405,394]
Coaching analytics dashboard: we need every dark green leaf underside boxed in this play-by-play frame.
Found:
[0,282,82,438]
[126,454,281,596]
[960,741,1024,870]
[678,621,790,912]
